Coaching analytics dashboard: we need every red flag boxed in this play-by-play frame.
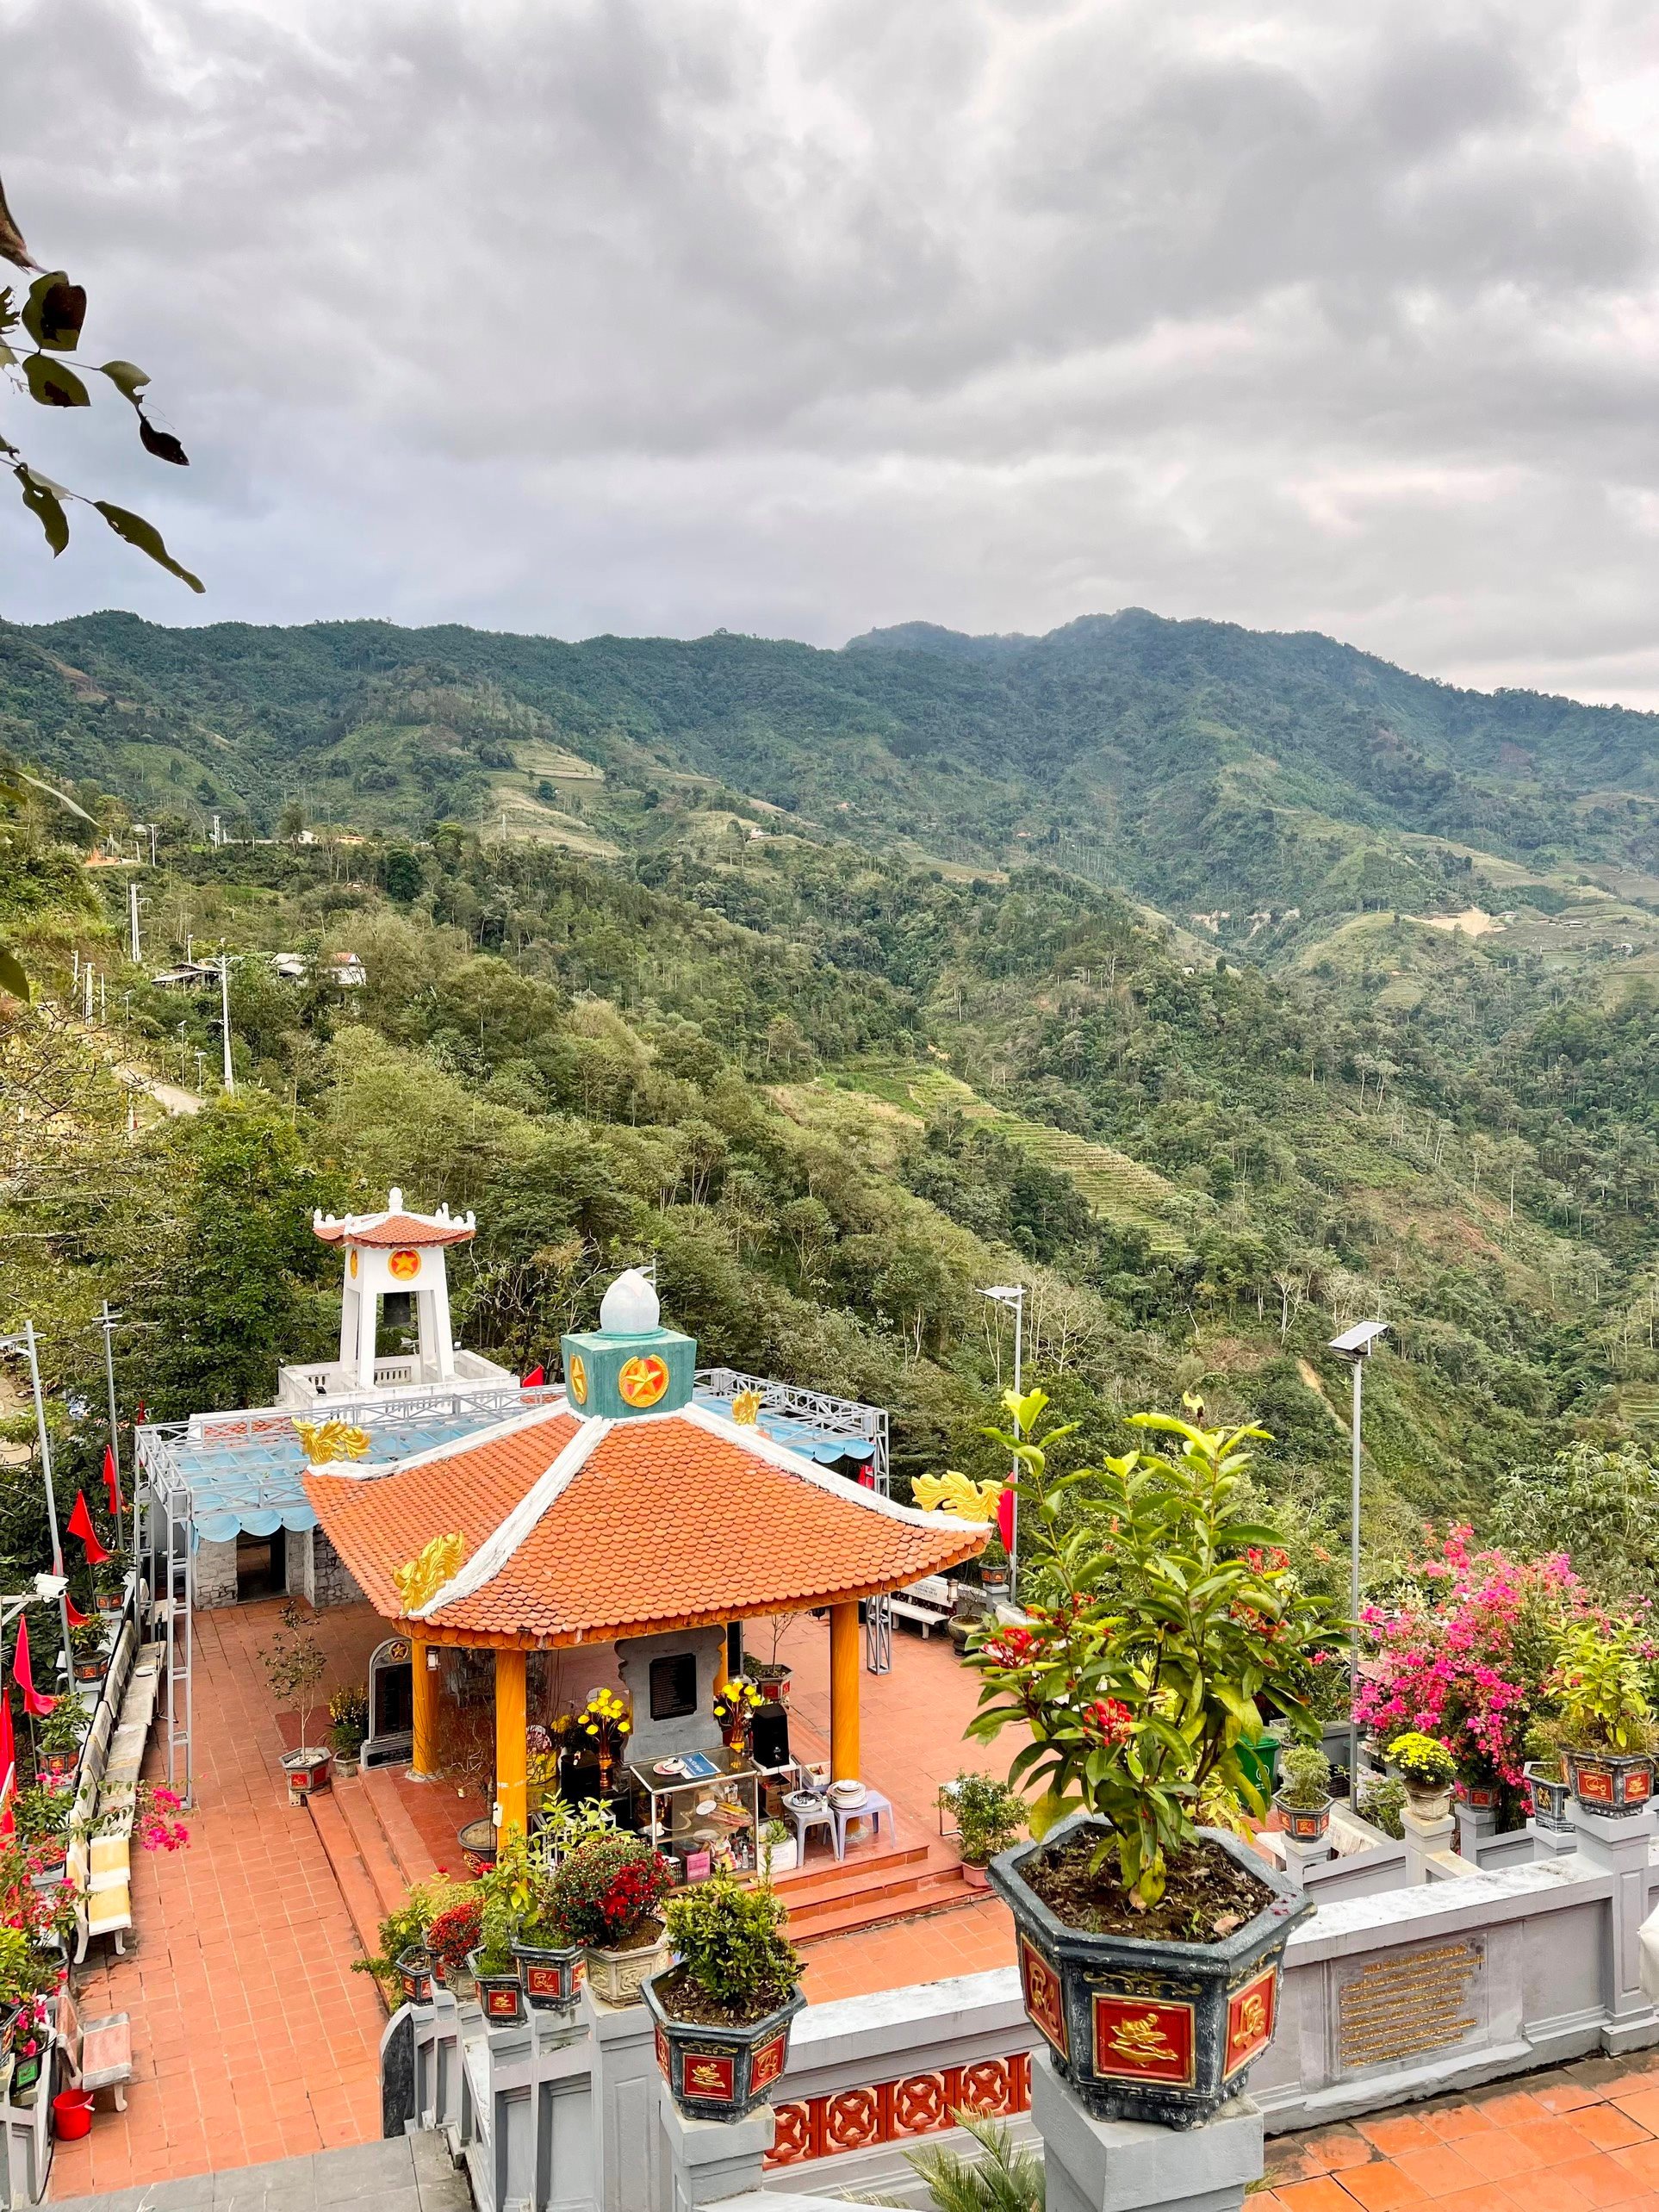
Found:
[996,1485,1016,1555]
[522,1365,545,1389]
[13,1619,54,1719]
[0,1687,14,1838]
[64,1593,89,1630]
[66,1491,110,1566]
[103,1444,121,1519]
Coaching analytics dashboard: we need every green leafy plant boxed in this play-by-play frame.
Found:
[1523,1714,1565,1781]
[1357,1774,1406,1839]
[1386,1733,1457,1787]
[35,1700,85,1759]
[1276,1742,1331,1810]
[548,1834,671,1949]
[0,175,202,587]
[351,1875,469,1988]
[261,1600,328,1756]
[329,1683,369,1755]
[426,1889,483,1981]
[876,2110,1046,2212]
[539,1793,619,1855]
[1552,1619,1657,1755]
[662,1876,800,2016]
[942,1770,1026,1867]
[478,1829,567,1966]
[963,1388,1337,1908]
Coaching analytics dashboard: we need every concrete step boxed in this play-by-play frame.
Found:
[308,1786,395,1976]
[359,1762,442,1892]
[787,1868,982,1947]
[330,1773,413,1923]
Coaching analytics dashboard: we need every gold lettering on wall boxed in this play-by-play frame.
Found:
[1337,1940,1482,2070]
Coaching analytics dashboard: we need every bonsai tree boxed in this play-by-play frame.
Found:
[963,1388,1337,1908]
[261,1600,328,1759]
[941,1770,1026,1867]
[1552,1619,1657,1754]
[662,1876,801,2024]
[1276,1742,1332,1810]
[549,1833,671,1952]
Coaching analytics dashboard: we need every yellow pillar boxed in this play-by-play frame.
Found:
[411,1637,439,1781]
[713,1625,730,1698]
[495,1647,528,1840]
[830,1602,861,1783]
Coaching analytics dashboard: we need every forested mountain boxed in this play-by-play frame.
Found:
[3,606,1659,1608]
[6,607,1659,960]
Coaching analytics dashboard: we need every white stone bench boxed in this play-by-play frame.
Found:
[887,1575,956,1638]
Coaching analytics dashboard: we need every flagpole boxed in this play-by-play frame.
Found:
[100,1302,123,1556]
[22,1324,75,1690]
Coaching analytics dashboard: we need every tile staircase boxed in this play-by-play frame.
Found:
[311,1768,981,1991]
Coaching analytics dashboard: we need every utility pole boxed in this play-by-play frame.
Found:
[84,964,93,1022]
[1329,1320,1389,1798]
[100,1303,124,1558]
[7,1326,76,1687]
[219,953,235,1093]
[128,879,141,964]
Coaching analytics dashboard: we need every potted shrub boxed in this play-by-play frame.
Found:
[427,1889,483,2000]
[262,1602,332,1803]
[759,1818,797,1878]
[68,1619,106,1685]
[941,1770,1026,1891]
[1553,1619,1657,1815]
[328,1686,369,1780]
[354,1883,447,2007]
[743,1614,798,1706]
[92,1552,127,1617]
[35,1702,84,1786]
[485,1832,586,2017]
[1272,1743,1333,1842]
[961,1391,1328,2128]
[1386,1733,1457,1819]
[12,1788,72,1885]
[1522,1718,1571,1833]
[979,1538,1011,1603]
[550,1833,673,2005]
[1355,1774,1405,1840]
[643,1877,805,2122]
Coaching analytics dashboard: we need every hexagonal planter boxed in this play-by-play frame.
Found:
[987,1811,1312,2129]
[587,1923,669,2008]
[1567,1748,1655,1817]
[468,1950,525,2026]
[512,1935,585,2018]
[643,1973,805,2122]
[1271,1792,1331,1844]
[395,1946,436,2005]
[1525,1762,1572,1832]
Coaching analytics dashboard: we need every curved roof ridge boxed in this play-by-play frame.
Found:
[301,1395,574,1482]
[675,1401,992,1532]
[414,1416,612,1619]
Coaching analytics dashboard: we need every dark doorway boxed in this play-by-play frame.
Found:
[375,1660,413,1738]
[236,1529,287,1602]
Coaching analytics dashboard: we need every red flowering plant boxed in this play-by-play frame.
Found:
[549,1834,672,1950]
[426,1889,483,1981]
[1353,1526,1587,1801]
[0,1835,75,2053]
[963,1389,1339,1909]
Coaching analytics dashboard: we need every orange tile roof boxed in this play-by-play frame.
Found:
[305,1405,986,1648]
[313,1211,475,1248]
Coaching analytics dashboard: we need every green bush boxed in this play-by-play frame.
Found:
[549,1834,671,1949]
[941,1770,1026,1867]
[663,1876,800,2014]
[1276,1741,1332,1809]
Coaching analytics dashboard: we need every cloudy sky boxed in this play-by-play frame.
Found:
[6,0,1659,701]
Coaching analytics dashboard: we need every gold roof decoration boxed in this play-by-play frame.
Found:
[912,1469,1003,1521]
[393,1532,466,1614]
[291,1417,371,1465]
[730,1387,764,1426]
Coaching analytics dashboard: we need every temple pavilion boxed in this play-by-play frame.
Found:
[301,1269,986,1840]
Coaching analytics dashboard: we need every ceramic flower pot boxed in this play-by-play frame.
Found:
[1525,1762,1573,1833]
[748,1662,791,1707]
[1272,1791,1332,1843]
[396,1946,436,2004]
[1457,1778,1500,1812]
[1566,1747,1655,1817]
[512,1934,586,2017]
[987,1811,1312,2129]
[282,1748,332,1805]
[587,1923,670,2007]
[1401,1781,1453,1823]
[961,1861,991,1892]
[643,1972,805,2122]
[468,1950,525,2025]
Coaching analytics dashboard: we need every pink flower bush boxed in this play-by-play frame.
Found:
[1354,1527,1585,1788]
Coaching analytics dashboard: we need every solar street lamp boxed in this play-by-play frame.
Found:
[980,1284,1026,1606]
[1328,1320,1388,1795]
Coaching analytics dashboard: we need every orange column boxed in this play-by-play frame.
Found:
[830,1602,861,1783]
[411,1637,439,1780]
[713,1625,730,1697]
[495,1647,528,1839]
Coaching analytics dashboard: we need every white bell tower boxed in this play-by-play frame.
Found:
[301,1188,497,1395]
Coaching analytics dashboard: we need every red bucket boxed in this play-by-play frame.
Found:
[52,2089,94,2140]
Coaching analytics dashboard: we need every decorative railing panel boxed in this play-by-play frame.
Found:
[765,2049,1031,2168]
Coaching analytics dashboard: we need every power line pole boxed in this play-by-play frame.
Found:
[128,879,141,964]
[220,952,235,1094]
[9,1325,76,1687]
[100,1303,124,1559]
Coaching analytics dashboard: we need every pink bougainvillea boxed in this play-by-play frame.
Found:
[1354,1526,1586,1788]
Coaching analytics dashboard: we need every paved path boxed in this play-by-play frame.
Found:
[51,2131,468,2212]
[1261,2048,1659,2212]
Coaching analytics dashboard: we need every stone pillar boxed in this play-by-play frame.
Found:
[1402,1804,1455,1885]
[830,1601,861,1783]
[1572,1801,1659,2047]
[1281,1833,1333,1888]
[659,2096,774,2210]
[411,1637,440,1781]
[1457,1804,1500,1862]
[1528,1817,1577,1861]
[1031,2052,1263,2212]
[495,1646,528,1839]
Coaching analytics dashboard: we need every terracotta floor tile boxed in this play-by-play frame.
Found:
[1478,2091,1549,2124]
[1386,2145,1483,2199]
[1449,2128,1536,2183]
[1277,2178,1366,2212]
[1303,2131,1378,2176]
[1538,2083,1610,2115]
[1614,2144,1659,2193]
[1546,2155,1654,2210]
[1357,2116,1442,2158]
[1339,2161,1428,2212]
[1578,2109,1658,2154]
[1425,2105,1497,2141]
[1511,2116,1609,2167]
[1617,2094,1659,2137]
[1414,2190,1494,2212]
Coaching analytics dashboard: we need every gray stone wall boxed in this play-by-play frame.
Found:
[194,1537,239,1609]
[614,1625,725,1766]
[284,1526,310,1602]
[310,1526,363,1610]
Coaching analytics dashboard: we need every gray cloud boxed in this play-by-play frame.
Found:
[5,0,1659,703]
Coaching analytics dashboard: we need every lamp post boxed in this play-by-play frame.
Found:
[0,1326,78,1688]
[1328,1320,1388,1796]
[980,1283,1026,1606]
[100,1302,124,1558]
[219,951,234,1094]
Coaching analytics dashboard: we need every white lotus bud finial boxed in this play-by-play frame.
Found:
[599,1268,660,1335]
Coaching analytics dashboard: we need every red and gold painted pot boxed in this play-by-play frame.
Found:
[512,1936,586,2018]
[1566,1747,1655,1817]
[1272,1792,1332,1844]
[468,1950,525,2026]
[643,1974,805,2123]
[989,1812,1312,2129]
